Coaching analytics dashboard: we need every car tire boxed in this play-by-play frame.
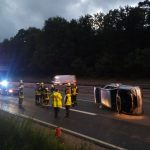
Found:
[116,96,122,114]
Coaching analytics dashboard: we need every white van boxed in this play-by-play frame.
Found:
[51,75,77,85]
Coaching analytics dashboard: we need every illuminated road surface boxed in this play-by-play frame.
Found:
[0,87,150,150]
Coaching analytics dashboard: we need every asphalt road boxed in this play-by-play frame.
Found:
[0,86,150,150]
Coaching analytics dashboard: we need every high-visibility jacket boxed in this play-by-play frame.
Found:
[64,93,72,106]
[52,92,62,108]
[71,86,78,95]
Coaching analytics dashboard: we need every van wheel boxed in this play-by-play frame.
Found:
[116,96,121,114]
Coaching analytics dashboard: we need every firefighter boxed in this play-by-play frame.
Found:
[18,80,24,105]
[35,83,41,105]
[51,89,62,118]
[64,91,72,118]
[65,82,71,94]
[50,84,55,93]
[39,82,47,105]
[19,80,24,89]
[43,87,50,105]
[18,87,24,105]
[71,83,78,107]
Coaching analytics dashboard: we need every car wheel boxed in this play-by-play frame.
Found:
[116,96,122,114]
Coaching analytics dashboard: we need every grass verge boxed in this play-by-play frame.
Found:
[0,114,89,150]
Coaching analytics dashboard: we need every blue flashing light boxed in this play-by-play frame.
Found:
[1,80,8,87]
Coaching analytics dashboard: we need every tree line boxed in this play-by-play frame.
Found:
[0,0,150,78]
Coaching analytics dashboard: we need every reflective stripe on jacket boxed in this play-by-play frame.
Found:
[52,92,62,108]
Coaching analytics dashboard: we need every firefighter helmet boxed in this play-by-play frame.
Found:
[20,80,23,83]
[67,82,71,86]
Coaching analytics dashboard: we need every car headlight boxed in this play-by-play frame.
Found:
[8,89,13,93]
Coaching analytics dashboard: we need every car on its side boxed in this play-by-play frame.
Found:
[94,83,143,115]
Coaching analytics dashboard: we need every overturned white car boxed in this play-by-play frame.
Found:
[94,83,143,115]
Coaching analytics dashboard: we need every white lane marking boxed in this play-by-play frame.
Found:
[61,107,96,116]
[8,112,127,150]
[78,98,94,103]
[144,100,150,103]
[39,104,96,116]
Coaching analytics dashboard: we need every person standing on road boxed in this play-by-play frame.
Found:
[64,91,72,118]
[18,80,24,105]
[65,82,71,94]
[19,80,24,89]
[51,89,62,118]
[39,82,47,105]
[50,84,55,94]
[35,83,41,105]
[71,83,78,107]
[43,88,50,105]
